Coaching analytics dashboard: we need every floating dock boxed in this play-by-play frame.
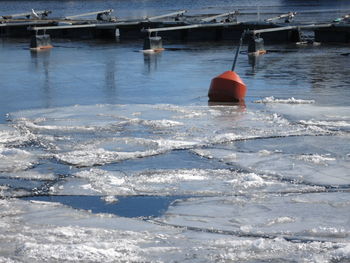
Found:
[0,8,349,48]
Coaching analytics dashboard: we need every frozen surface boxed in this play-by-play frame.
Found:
[1,198,350,263]
[159,192,350,242]
[0,7,350,259]
[254,96,316,104]
[8,103,334,168]
[0,101,349,261]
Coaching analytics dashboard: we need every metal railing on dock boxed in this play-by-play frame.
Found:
[143,10,187,21]
[142,21,240,34]
[65,9,114,20]
[251,23,333,35]
[1,8,349,46]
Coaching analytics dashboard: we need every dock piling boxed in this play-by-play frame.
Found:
[143,34,164,52]
[30,31,53,51]
[247,33,266,55]
[115,28,120,39]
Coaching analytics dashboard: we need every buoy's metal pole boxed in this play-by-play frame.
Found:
[231,31,245,71]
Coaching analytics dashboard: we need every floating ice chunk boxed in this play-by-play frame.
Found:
[14,117,98,132]
[254,96,315,104]
[153,104,207,118]
[209,236,337,262]
[0,147,37,172]
[299,119,350,129]
[55,148,154,167]
[295,154,336,165]
[101,196,119,204]
[29,200,63,206]
[241,151,348,186]
[0,185,9,198]
[2,170,56,180]
[130,169,269,195]
[227,172,267,190]
[258,150,274,156]
[53,168,291,196]
[0,186,32,198]
[128,118,184,129]
[139,169,209,183]
[74,169,132,195]
[270,113,290,125]
[264,104,349,127]
[160,192,350,242]
[55,148,121,167]
[191,149,214,159]
[266,217,296,226]
[307,227,348,238]
[193,148,239,164]
[332,244,350,261]
[0,124,32,146]
[2,103,349,261]
[195,145,349,186]
[209,133,244,144]
[0,197,346,262]
[54,137,198,167]
[8,103,329,172]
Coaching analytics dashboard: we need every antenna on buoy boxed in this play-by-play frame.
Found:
[208,31,247,102]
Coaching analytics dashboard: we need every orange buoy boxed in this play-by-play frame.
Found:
[208,70,246,102]
[208,31,247,102]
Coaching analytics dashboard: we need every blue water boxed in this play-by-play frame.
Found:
[22,195,190,218]
[0,40,349,124]
[1,0,349,124]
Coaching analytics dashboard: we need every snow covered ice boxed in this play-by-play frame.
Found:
[0,101,349,262]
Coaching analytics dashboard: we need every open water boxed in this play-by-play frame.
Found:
[0,0,350,262]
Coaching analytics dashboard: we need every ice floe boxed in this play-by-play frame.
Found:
[0,147,37,172]
[159,192,350,242]
[0,198,349,262]
[0,103,349,262]
[254,96,315,104]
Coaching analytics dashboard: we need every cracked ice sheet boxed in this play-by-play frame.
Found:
[1,198,349,263]
[262,103,350,132]
[193,134,350,186]
[0,125,51,174]
[50,168,323,197]
[159,192,350,243]
[0,124,32,147]
[8,104,325,167]
[0,147,38,173]
[0,198,176,262]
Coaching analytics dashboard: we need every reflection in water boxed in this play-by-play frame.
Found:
[143,52,161,74]
[104,57,117,104]
[207,100,246,125]
[208,100,246,111]
[310,54,350,90]
[30,50,52,108]
[248,54,263,72]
